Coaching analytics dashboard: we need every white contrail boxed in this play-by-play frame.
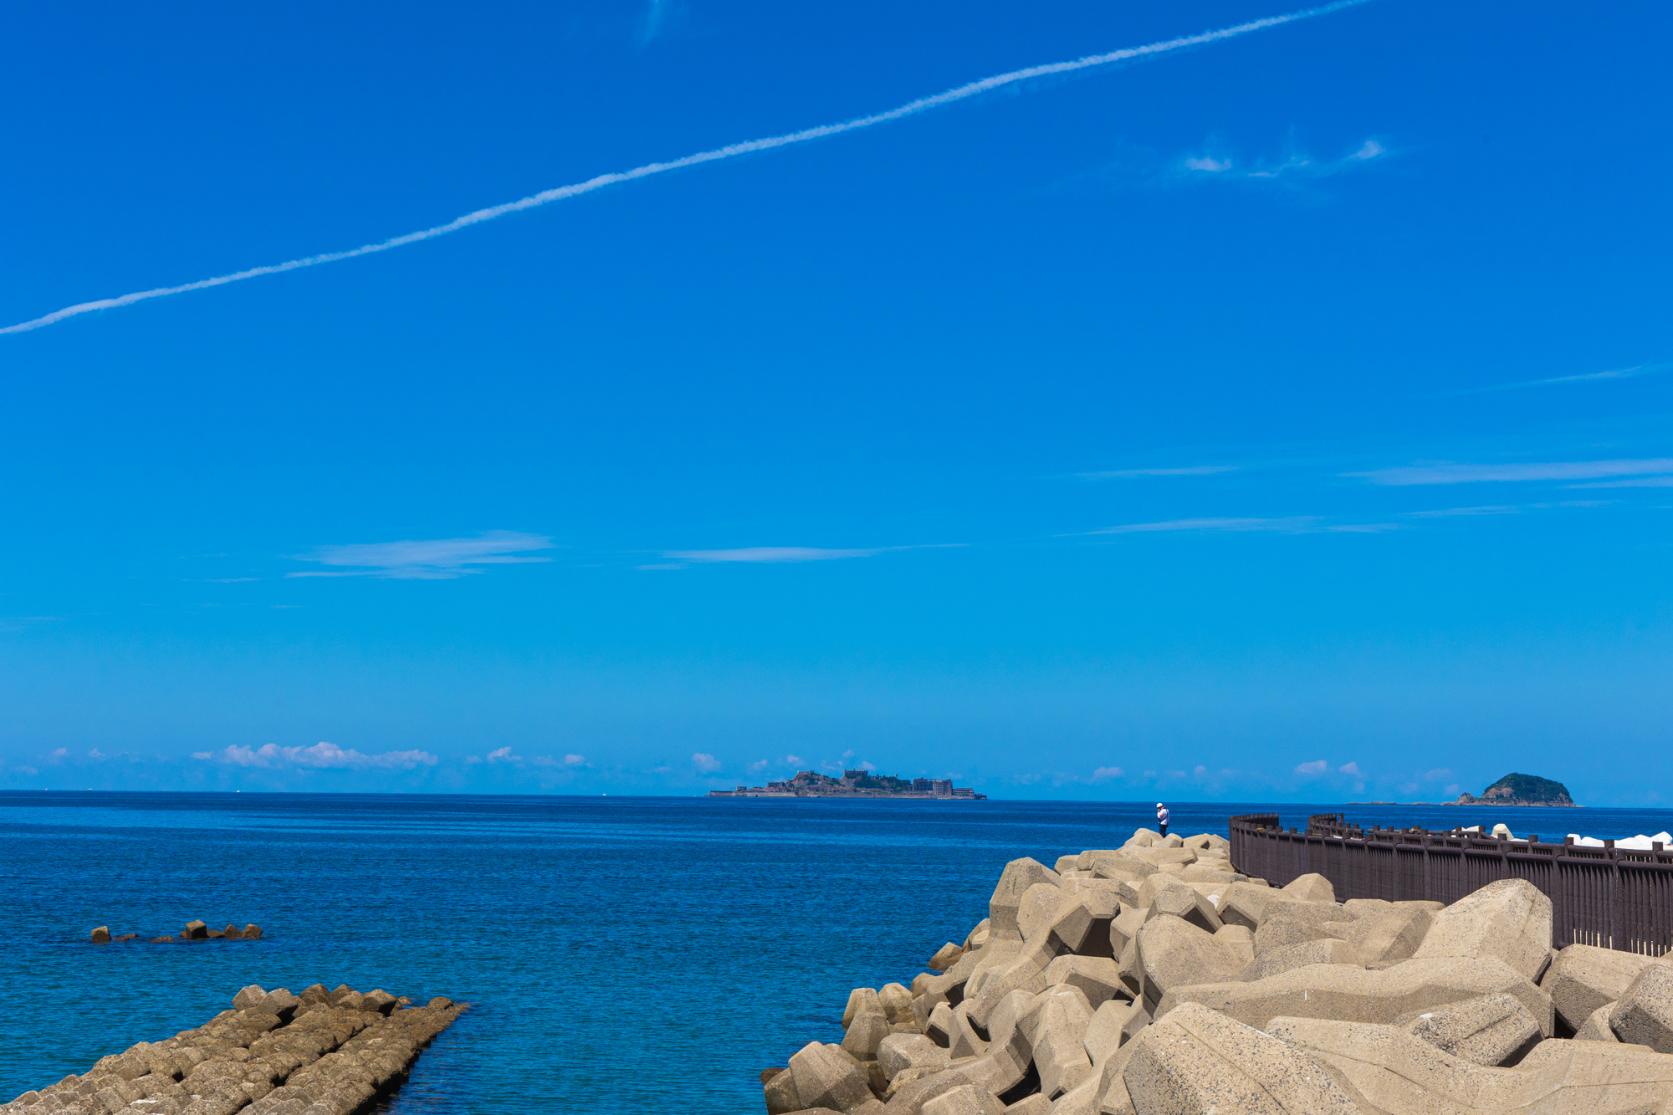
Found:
[2,1,1369,336]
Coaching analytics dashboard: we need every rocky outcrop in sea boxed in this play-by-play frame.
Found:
[90,921,263,944]
[763,827,1673,1114]
[2,984,464,1115]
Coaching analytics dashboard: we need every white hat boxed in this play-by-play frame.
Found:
[1156,802,1164,808]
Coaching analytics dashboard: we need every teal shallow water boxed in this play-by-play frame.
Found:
[4,792,1669,1111]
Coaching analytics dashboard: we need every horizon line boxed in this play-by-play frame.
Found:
[0,785,1609,808]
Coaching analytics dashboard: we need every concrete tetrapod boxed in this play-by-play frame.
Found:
[1539,944,1659,1033]
[1,986,464,1115]
[1607,961,1673,1052]
[1121,1002,1363,1114]
[764,833,1673,1115]
[1412,878,1554,983]
[1399,992,1543,1066]
[1157,956,1554,1034]
[1271,1015,1673,1115]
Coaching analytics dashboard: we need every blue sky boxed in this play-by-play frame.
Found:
[2,1,1671,802]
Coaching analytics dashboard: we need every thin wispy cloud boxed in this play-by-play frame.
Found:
[0,1,1372,335]
[1086,516,1321,535]
[1406,499,1612,517]
[0,614,62,633]
[691,752,722,773]
[1352,458,1673,486]
[1460,361,1667,394]
[1078,465,1239,479]
[1566,476,1673,490]
[288,531,552,580]
[638,0,679,44]
[192,741,438,770]
[1082,515,1400,537]
[1179,136,1387,182]
[1324,522,1403,534]
[1406,504,1521,518]
[669,546,887,564]
[664,543,959,564]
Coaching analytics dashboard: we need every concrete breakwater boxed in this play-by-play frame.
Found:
[91,921,263,944]
[3,984,464,1115]
[765,827,1673,1114]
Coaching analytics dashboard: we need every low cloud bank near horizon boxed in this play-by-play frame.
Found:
[0,742,1618,805]
[191,741,439,770]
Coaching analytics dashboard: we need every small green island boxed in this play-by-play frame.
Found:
[1450,771,1576,807]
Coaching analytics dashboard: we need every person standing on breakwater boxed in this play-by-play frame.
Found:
[1155,802,1170,837]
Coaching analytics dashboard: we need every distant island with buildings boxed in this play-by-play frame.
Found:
[708,768,986,800]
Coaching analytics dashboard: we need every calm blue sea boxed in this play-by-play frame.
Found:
[5,793,1673,1112]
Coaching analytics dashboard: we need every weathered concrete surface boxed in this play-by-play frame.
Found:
[1399,992,1542,1066]
[1251,899,1356,955]
[1133,915,1248,1013]
[1344,901,1437,965]
[789,1042,873,1112]
[2,985,463,1115]
[1279,873,1337,905]
[1273,1015,1673,1114]
[1159,956,1553,1034]
[1607,961,1673,1052]
[1241,937,1361,982]
[921,1084,1004,1115]
[929,943,964,973]
[1413,878,1554,983]
[1540,944,1658,1033]
[1121,1002,1363,1114]
[988,859,1060,942]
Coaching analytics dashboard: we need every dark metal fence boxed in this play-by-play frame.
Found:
[1228,813,1673,955]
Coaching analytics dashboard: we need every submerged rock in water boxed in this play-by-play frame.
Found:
[83,918,264,944]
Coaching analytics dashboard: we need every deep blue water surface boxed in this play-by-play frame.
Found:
[5,793,1673,1111]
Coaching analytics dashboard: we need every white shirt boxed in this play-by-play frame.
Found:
[1157,807,1170,825]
